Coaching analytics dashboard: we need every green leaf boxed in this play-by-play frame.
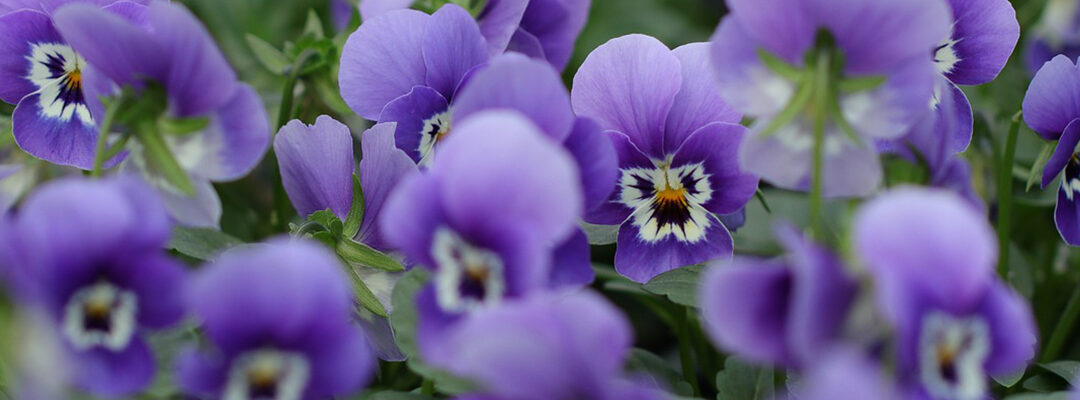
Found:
[625,349,694,397]
[167,227,244,260]
[136,120,195,196]
[994,368,1027,389]
[303,9,325,38]
[348,269,387,317]
[1027,141,1056,191]
[343,174,365,239]
[643,264,704,307]
[582,222,618,245]
[337,239,404,272]
[715,358,774,400]
[837,75,887,92]
[245,34,291,74]
[1004,393,1073,400]
[158,116,210,136]
[756,48,802,82]
[308,209,344,237]
[1039,361,1080,387]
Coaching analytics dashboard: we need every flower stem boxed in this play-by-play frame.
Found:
[136,120,194,196]
[997,111,1022,277]
[809,50,831,238]
[678,309,701,397]
[1042,283,1080,362]
[90,100,121,177]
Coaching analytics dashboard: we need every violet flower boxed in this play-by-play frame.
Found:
[339,4,488,167]
[1024,55,1080,245]
[699,224,856,368]
[0,177,186,398]
[50,1,270,227]
[710,0,952,197]
[424,291,664,400]
[378,111,582,351]
[177,240,375,400]
[571,34,758,283]
[792,350,900,400]
[0,0,147,169]
[853,188,1037,399]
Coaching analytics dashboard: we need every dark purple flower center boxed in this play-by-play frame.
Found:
[62,281,137,351]
[618,160,714,243]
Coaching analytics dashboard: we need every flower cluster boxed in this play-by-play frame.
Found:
[0,0,1074,398]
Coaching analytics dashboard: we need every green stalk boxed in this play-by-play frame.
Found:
[421,378,435,395]
[809,51,831,239]
[678,310,701,397]
[997,111,1022,277]
[90,100,121,177]
[1041,284,1080,362]
[136,120,194,195]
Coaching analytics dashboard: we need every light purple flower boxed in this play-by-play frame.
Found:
[699,224,856,368]
[177,240,375,400]
[50,1,270,227]
[854,188,1037,399]
[378,111,582,352]
[0,177,185,398]
[792,350,900,400]
[424,291,664,400]
[571,34,758,283]
[1024,55,1080,245]
[710,0,952,197]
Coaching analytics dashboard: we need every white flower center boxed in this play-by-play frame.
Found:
[933,25,962,76]
[25,43,93,126]
[224,349,310,400]
[432,228,505,312]
[1062,155,1080,201]
[417,110,452,167]
[919,312,990,400]
[62,281,137,351]
[618,159,714,243]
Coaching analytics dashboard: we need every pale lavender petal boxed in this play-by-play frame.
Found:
[453,53,574,141]
[173,84,269,181]
[357,122,418,249]
[507,28,546,60]
[549,227,594,289]
[148,1,237,117]
[519,0,590,70]
[725,0,814,63]
[809,0,951,75]
[666,42,742,150]
[700,259,793,365]
[709,18,796,118]
[840,57,938,141]
[274,115,355,220]
[1023,55,1080,141]
[476,0,529,56]
[379,173,446,268]
[153,174,222,228]
[340,9,429,119]
[979,281,1037,376]
[422,4,488,98]
[358,0,414,20]
[564,117,617,212]
[52,2,167,88]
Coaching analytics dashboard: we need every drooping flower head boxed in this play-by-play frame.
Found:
[710,0,952,197]
[177,240,375,400]
[0,0,148,169]
[0,177,185,398]
[50,1,270,227]
[571,34,758,283]
[424,291,665,400]
[1024,55,1080,245]
[699,224,856,369]
[339,4,488,167]
[378,111,582,349]
[854,188,1036,399]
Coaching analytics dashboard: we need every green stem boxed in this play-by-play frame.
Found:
[136,121,194,196]
[421,378,435,395]
[1042,284,1080,362]
[997,111,1022,277]
[809,51,831,239]
[90,100,121,177]
[276,75,298,130]
[678,310,701,397]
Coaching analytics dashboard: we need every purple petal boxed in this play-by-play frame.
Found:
[518,0,590,70]
[725,0,814,63]
[12,91,100,169]
[1043,118,1080,188]
[356,313,406,361]
[453,53,574,141]
[52,3,167,91]
[614,214,733,283]
[379,172,446,268]
[1056,188,1080,245]
[148,1,237,117]
[571,34,681,158]
[274,115,355,220]
[795,350,900,400]
[70,337,155,398]
[174,347,226,397]
[665,42,742,150]
[932,157,986,213]
[979,281,1037,376]
[672,122,758,215]
[358,0,414,20]
[304,326,375,398]
[549,227,594,289]
[809,0,951,75]
[840,56,938,141]
[111,254,186,329]
[739,122,882,197]
[583,131,649,226]
[1023,55,1080,141]
[422,4,488,98]
[476,0,529,56]
[709,18,798,118]
[507,28,547,60]
[434,111,582,243]
[885,80,973,173]
[699,259,793,365]
[339,9,429,119]
[175,84,269,181]
[564,117,618,213]
[143,173,222,228]
[0,10,59,104]
[378,85,449,163]
[944,0,1020,85]
[357,122,418,249]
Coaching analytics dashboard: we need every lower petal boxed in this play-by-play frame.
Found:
[549,227,594,289]
[699,259,793,365]
[1055,188,1080,245]
[70,336,155,398]
[174,347,227,397]
[614,214,733,283]
[979,281,1037,376]
[13,91,102,170]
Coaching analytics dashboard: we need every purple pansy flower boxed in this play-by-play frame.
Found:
[0,177,185,398]
[1025,0,1080,74]
[699,224,856,369]
[378,111,582,352]
[792,350,900,400]
[177,240,375,400]
[1024,55,1080,245]
[50,1,270,227]
[854,188,1037,399]
[0,0,149,169]
[571,34,758,283]
[424,291,664,400]
[710,0,952,197]
[339,4,488,167]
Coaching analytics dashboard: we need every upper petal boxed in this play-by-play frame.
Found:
[357,122,418,249]
[564,117,618,213]
[672,122,758,215]
[665,42,742,151]
[0,10,60,104]
[699,259,794,365]
[944,0,1020,85]
[274,115,356,220]
[52,2,167,88]
[358,0,415,20]
[453,53,575,141]
[1023,55,1080,140]
[172,84,270,182]
[476,0,530,56]
[725,0,815,63]
[148,1,238,117]
[1042,118,1080,189]
[422,4,489,99]
[339,9,430,119]
[809,0,951,75]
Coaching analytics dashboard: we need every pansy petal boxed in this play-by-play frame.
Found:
[423,4,488,98]
[725,0,814,63]
[151,175,222,228]
[274,115,355,220]
[453,53,574,141]
[52,3,167,89]
[476,0,530,56]
[944,0,1020,85]
[148,1,237,117]
[840,57,938,141]
[571,34,681,158]
[1023,55,1080,141]
[174,347,227,397]
[435,111,582,243]
[709,18,797,118]
[507,28,547,60]
[111,254,186,329]
[700,259,793,365]
[378,85,449,163]
[339,9,429,119]
[583,131,649,225]
[665,42,742,151]
[1043,119,1080,189]
[379,172,447,268]
[1055,188,1080,246]
[979,281,1037,376]
[519,0,590,70]
[355,312,406,361]
[615,214,733,283]
[304,327,374,397]
[564,118,618,212]
[358,122,418,249]
[358,0,414,20]
[673,122,758,215]
[740,122,882,197]
[172,84,269,182]
[71,337,155,397]
[809,0,951,75]
[0,10,59,104]
[12,90,99,169]
[549,227,594,289]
